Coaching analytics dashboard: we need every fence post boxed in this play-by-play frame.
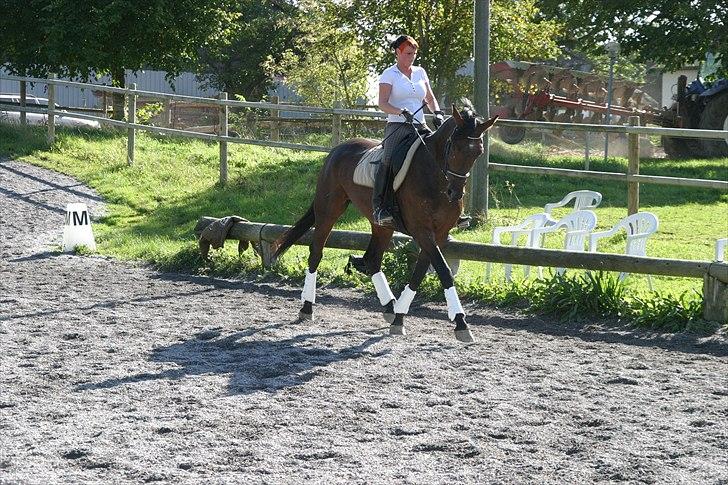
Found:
[47,74,56,144]
[19,80,27,125]
[704,273,728,324]
[627,116,640,215]
[584,131,590,170]
[127,83,137,166]
[102,91,108,119]
[331,100,342,147]
[270,95,280,142]
[163,98,171,128]
[219,92,229,185]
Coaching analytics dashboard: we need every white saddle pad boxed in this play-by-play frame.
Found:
[353,137,422,191]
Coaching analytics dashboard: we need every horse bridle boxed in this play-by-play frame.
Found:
[441,132,484,179]
[407,113,484,180]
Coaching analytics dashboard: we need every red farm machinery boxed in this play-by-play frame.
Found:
[490,61,728,158]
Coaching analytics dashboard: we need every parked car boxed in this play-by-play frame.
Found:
[0,93,101,129]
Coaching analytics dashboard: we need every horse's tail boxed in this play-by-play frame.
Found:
[270,203,315,263]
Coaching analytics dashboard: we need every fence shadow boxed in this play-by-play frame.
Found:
[458,303,728,358]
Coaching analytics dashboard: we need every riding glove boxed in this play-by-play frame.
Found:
[400,108,415,124]
[433,110,444,128]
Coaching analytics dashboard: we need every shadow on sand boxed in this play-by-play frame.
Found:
[76,323,388,396]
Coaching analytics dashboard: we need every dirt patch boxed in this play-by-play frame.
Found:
[1,159,726,483]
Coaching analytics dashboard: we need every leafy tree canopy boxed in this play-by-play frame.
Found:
[0,0,237,86]
[264,0,369,108]
[197,0,302,100]
[536,1,727,79]
[346,0,562,100]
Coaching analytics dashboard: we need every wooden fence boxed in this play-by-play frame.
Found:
[2,74,726,208]
[2,73,726,320]
[194,217,728,323]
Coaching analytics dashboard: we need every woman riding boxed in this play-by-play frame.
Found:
[373,34,444,227]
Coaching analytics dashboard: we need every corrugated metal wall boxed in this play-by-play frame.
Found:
[0,69,218,108]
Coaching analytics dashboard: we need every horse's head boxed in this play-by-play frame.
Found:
[443,105,498,202]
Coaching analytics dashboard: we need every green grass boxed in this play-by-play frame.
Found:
[1,123,726,330]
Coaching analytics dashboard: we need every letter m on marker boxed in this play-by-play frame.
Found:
[72,211,89,226]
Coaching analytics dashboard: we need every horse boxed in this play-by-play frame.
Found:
[270,104,498,342]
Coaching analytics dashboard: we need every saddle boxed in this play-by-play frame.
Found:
[352,128,427,190]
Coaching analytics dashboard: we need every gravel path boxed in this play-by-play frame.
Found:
[1,159,727,484]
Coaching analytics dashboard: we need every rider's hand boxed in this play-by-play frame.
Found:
[433,110,444,128]
[400,108,415,123]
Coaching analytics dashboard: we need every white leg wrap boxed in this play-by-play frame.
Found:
[444,286,464,321]
[371,271,395,305]
[301,270,317,303]
[394,285,416,314]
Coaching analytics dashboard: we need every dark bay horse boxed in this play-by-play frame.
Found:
[271,105,498,342]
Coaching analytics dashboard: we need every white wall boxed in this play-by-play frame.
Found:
[660,68,699,108]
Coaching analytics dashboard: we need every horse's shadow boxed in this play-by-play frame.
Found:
[76,322,388,396]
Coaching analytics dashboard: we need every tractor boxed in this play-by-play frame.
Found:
[490,61,728,158]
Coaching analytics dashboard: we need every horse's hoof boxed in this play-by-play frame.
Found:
[299,301,314,321]
[382,300,395,324]
[389,314,405,335]
[454,329,474,343]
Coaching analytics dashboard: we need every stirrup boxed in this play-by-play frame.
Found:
[457,215,472,230]
[373,208,394,227]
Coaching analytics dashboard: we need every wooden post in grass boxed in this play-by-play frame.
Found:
[332,100,342,147]
[19,80,26,125]
[627,116,640,215]
[163,98,171,127]
[127,83,137,166]
[704,270,728,324]
[270,95,280,142]
[47,74,56,143]
[102,92,108,118]
[219,92,229,185]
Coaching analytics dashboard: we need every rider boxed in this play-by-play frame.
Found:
[374,34,444,227]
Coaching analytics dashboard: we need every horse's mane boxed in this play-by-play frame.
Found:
[454,98,480,137]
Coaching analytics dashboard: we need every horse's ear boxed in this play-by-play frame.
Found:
[475,115,499,136]
[452,103,464,126]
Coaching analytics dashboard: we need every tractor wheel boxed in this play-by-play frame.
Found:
[499,125,526,145]
[661,135,698,159]
[698,90,728,158]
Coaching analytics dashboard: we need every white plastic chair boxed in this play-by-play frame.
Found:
[486,213,551,281]
[544,190,602,224]
[531,210,598,276]
[588,212,659,290]
[716,238,727,262]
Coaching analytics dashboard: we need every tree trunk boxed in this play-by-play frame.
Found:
[111,68,126,121]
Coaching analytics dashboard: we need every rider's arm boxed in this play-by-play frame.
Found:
[378,83,407,116]
[424,81,441,114]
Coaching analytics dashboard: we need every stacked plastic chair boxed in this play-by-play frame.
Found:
[589,212,659,290]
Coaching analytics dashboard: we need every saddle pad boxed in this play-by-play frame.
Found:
[353,137,422,190]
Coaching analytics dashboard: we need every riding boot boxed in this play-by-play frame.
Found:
[372,162,394,227]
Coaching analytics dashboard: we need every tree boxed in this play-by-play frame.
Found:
[1,0,237,119]
[346,0,562,101]
[0,1,53,77]
[265,1,369,108]
[536,1,728,79]
[196,0,302,100]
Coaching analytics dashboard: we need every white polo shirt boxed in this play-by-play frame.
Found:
[379,64,431,124]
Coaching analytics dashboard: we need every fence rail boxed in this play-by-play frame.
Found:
[2,73,727,208]
[194,217,728,323]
